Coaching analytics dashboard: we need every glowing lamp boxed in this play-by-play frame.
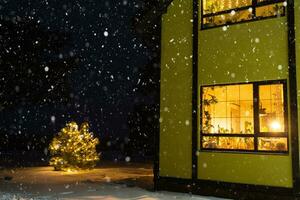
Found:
[270,121,281,131]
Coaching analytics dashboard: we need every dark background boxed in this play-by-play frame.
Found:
[0,0,161,166]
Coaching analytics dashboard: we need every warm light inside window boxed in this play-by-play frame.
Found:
[202,84,254,134]
[202,84,254,150]
[259,84,285,133]
[203,0,252,14]
[201,82,287,152]
[270,121,281,132]
[258,137,287,151]
[203,136,254,150]
[202,0,286,28]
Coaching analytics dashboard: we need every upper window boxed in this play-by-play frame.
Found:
[201,80,288,153]
[201,0,287,29]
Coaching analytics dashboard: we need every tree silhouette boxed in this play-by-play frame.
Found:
[132,0,174,95]
[126,1,173,159]
[133,0,173,50]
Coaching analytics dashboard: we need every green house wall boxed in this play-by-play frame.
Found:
[160,0,193,179]
[197,12,292,187]
[160,0,298,188]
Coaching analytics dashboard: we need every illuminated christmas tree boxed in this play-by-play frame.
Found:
[49,122,100,171]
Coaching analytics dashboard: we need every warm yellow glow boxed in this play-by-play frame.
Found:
[49,122,100,171]
[202,1,285,28]
[270,121,281,132]
[66,168,72,173]
[202,83,287,151]
[202,84,254,134]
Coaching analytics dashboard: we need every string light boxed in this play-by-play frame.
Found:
[49,122,100,171]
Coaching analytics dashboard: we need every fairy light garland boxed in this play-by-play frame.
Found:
[49,122,100,171]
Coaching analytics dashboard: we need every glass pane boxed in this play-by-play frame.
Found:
[203,87,215,97]
[203,0,252,14]
[240,118,254,134]
[227,101,240,118]
[258,137,288,151]
[214,86,227,102]
[214,102,227,117]
[215,118,229,133]
[202,101,214,119]
[228,118,241,133]
[272,100,284,114]
[203,9,253,28]
[259,84,285,133]
[271,84,284,100]
[202,86,218,133]
[240,101,253,117]
[240,84,253,100]
[259,85,271,100]
[202,84,254,134]
[260,100,272,115]
[202,136,254,150]
[256,3,285,18]
[202,116,215,133]
[261,117,285,132]
[227,85,239,101]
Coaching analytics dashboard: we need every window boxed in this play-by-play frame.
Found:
[200,80,288,153]
[201,0,286,29]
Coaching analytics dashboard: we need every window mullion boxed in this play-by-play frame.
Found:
[200,0,204,29]
[253,83,260,151]
[253,0,257,18]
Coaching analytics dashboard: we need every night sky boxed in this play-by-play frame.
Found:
[0,0,152,145]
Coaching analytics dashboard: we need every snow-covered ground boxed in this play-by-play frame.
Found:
[0,185,226,200]
[0,163,227,200]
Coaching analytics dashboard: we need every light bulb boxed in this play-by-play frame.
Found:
[270,121,281,131]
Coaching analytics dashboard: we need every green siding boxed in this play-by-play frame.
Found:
[160,0,193,179]
[198,17,293,187]
[198,18,289,85]
[198,153,292,187]
[160,0,295,187]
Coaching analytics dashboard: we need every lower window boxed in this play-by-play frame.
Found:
[200,80,288,153]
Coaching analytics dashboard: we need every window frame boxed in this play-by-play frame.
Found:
[199,80,289,154]
[200,0,287,30]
